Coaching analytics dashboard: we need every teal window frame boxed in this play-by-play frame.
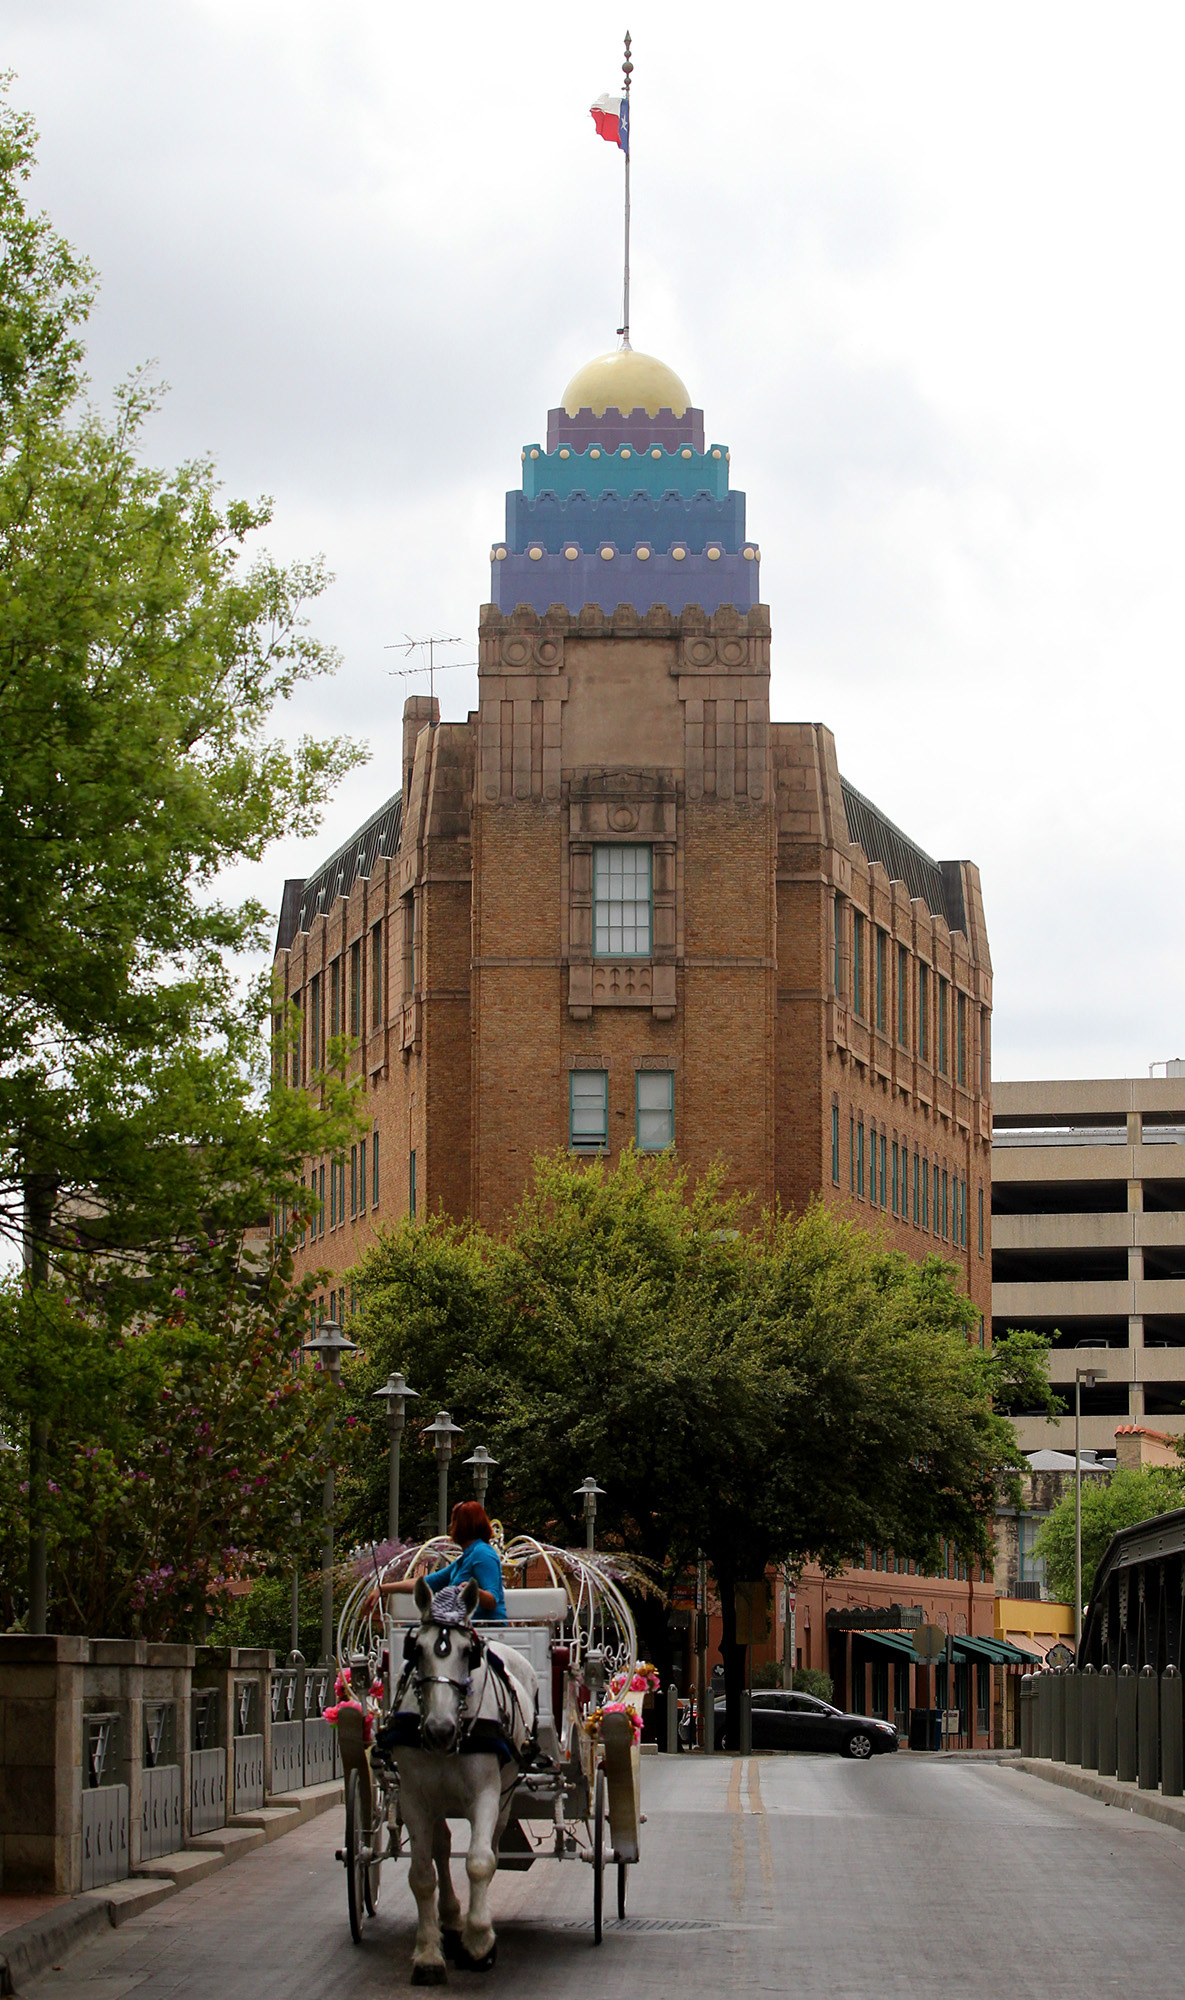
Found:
[852,914,865,1018]
[593,845,652,958]
[917,964,928,1060]
[636,1070,674,1151]
[309,973,322,1071]
[880,1133,887,1208]
[892,1141,899,1214]
[957,990,966,1085]
[370,921,383,1030]
[849,1117,855,1192]
[942,1168,949,1240]
[832,1105,840,1185]
[570,1070,609,1152]
[350,1144,357,1219]
[978,1185,984,1256]
[857,1120,865,1197]
[359,1137,366,1213]
[897,944,908,1045]
[912,1150,920,1224]
[372,1130,379,1206]
[350,939,361,1037]
[409,1148,417,1219]
[833,896,844,995]
[921,1157,929,1230]
[938,976,949,1075]
[875,928,887,1032]
[318,1162,326,1238]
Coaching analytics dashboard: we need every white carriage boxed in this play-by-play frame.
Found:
[332,1534,644,1955]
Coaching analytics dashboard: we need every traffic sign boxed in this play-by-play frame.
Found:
[914,1623,947,1661]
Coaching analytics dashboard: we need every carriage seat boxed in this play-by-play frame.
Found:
[495,1587,568,1623]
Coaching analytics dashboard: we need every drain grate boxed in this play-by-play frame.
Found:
[507,1918,718,1935]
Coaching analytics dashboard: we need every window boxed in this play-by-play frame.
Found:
[330,957,341,1041]
[922,1157,929,1230]
[957,991,966,1085]
[370,922,383,1030]
[570,1070,608,1151]
[917,964,929,1061]
[852,914,865,1018]
[832,1106,840,1185]
[979,1006,989,1095]
[636,1071,674,1151]
[875,929,887,1032]
[318,1162,326,1237]
[857,1119,865,1197]
[409,1149,417,1219]
[880,1134,887,1209]
[1019,1516,1046,1590]
[350,940,361,1037]
[892,1141,899,1215]
[372,1130,379,1207]
[401,893,414,1000]
[897,945,908,1046]
[849,1117,855,1192]
[593,846,652,956]
[869,1126,876,1205]
[942,1168,949,1240]
[309,973,322,1071]
[978,1185,984,1256]
[299,1173,306,1250]
[912,1150,919,1224]
[291,993,302,1087]
[359,1137,366,1215]
[350,1145,358,1220]
[330,1159,338,1229]
[938,976,949,1075]
[833,896,844,995]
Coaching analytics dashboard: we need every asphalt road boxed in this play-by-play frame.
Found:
[22,1754,1185,1999]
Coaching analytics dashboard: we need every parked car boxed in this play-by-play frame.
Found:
[714,1690,899,1758]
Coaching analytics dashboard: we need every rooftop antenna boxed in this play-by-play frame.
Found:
[383,634,475,704]
[618,30,633,349]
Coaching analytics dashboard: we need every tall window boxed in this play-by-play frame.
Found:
[833,896,844,995]
[875,929,887,1032]
[291,992,302,1087]
[922,1157,929,1230]
[917,964,929,1061]
[897,945,908,1046]
[957,991,966,1085]
[636,1071,674,1151]
[979,1007,989,1095]
[857,1119,865,1197]
[370,921,384,1030]
[350,940,361,1037]
[350,1145,358,1219]
[409,1149,417,1219]
[593,846,652,956]
[832,1105,840,1184]
[880,1134,887,1209]
[978,1185,984,1256]
[892,1141,899,1214]
[360,1137,367,1214]
[869,1125,877,1204]
[912,1150,919,1224]
[852,914,865,1018]
[309,973,322,1071]
[938,976,949,1075]
[330,958,341,1040]
[330,1158,337,1229]
[318,1162,326,1237]
[372,1130,379,1206]
[849,1117,855,1191]
[570,1071,608,1151]
[942,1168,949,1240]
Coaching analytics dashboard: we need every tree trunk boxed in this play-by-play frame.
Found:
[714,1560,748,1749]
[22,1172,56,1636]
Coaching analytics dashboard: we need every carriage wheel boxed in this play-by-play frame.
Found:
[617,1858,628,1920]
[346,1767,378,1944]
[592,1767,606,1945]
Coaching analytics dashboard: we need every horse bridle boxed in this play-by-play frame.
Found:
[398,1622,488,1742]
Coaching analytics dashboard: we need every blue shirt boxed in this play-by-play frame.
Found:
[426,1540,507,1621]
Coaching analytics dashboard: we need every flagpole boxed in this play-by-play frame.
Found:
[621,30,632,348]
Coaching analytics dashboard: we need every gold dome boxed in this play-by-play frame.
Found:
[561,347,691,419]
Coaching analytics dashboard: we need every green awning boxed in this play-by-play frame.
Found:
[850,1630,926,1665]
[954,1634,1038,1667]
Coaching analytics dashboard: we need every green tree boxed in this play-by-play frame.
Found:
[1034,1463,1185,1609]
[341,1152,1040,1732]
[0,87,367,1625]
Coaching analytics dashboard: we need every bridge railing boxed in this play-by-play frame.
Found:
[1022,1665,1184,1799]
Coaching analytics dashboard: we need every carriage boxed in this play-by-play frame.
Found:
[330,1534,645,1966]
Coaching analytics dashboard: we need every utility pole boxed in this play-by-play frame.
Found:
[1075,1366,1106,1654]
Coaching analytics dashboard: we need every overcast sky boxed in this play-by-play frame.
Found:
[6,0,1184,1081]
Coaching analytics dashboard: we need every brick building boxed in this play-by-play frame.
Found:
[273,344,993,1326]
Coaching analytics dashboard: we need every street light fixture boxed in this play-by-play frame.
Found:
[574,1476,606,1552]
[463,1445,498,1509]
[372,1372,419,1543]
[423,1411,463,1535]
[303,1317,359,1663]
[1075,1365,1107,1655]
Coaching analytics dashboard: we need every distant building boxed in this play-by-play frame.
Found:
[993,1072,1185,1452]
[273,344,992,1328]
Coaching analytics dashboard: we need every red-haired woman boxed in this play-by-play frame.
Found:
[383,1501,507,1620]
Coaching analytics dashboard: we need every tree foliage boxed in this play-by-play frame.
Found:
[1034,1462,1185,1609]
[339,1152,1039,1718]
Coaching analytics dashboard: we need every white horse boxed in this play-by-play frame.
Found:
[384,1577,538,1985]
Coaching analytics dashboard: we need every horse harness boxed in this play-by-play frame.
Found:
[382,1619,532,1765]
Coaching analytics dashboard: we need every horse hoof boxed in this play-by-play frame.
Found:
[441,1930,464,1964]
[457,1941,497,1973]
[411,1962,448,1985]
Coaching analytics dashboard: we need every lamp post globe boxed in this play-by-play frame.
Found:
[463,1444,498,1509]
[424,1411,464,1537]
[302,1317,359,1663]
[372,1371,419,1543]
[575,1475,606,1553]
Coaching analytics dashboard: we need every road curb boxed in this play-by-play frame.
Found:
[0,1780,343,1996]
[1005,1756,1185,1834]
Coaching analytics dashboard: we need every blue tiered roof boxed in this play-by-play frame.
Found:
[490,361,759,617]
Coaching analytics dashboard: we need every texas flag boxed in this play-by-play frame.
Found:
[590,92,629,154]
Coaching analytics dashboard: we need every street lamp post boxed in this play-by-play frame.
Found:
[463,1445,498,1509]
[372,1372,419,1542]
[303,1318,359,1664]
[1075,1365,1107,1656]
[574,1476,606,1552]
[424,1411,463,1536]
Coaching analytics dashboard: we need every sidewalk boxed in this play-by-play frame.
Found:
[1002,1756,1185,1834]
[0,1780,343,1997]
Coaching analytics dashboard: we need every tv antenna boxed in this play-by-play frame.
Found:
[384,634,475,703]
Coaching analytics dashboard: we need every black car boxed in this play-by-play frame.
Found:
[714,1690,899,1758]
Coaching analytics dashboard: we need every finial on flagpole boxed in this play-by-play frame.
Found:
[618,31,632,349]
